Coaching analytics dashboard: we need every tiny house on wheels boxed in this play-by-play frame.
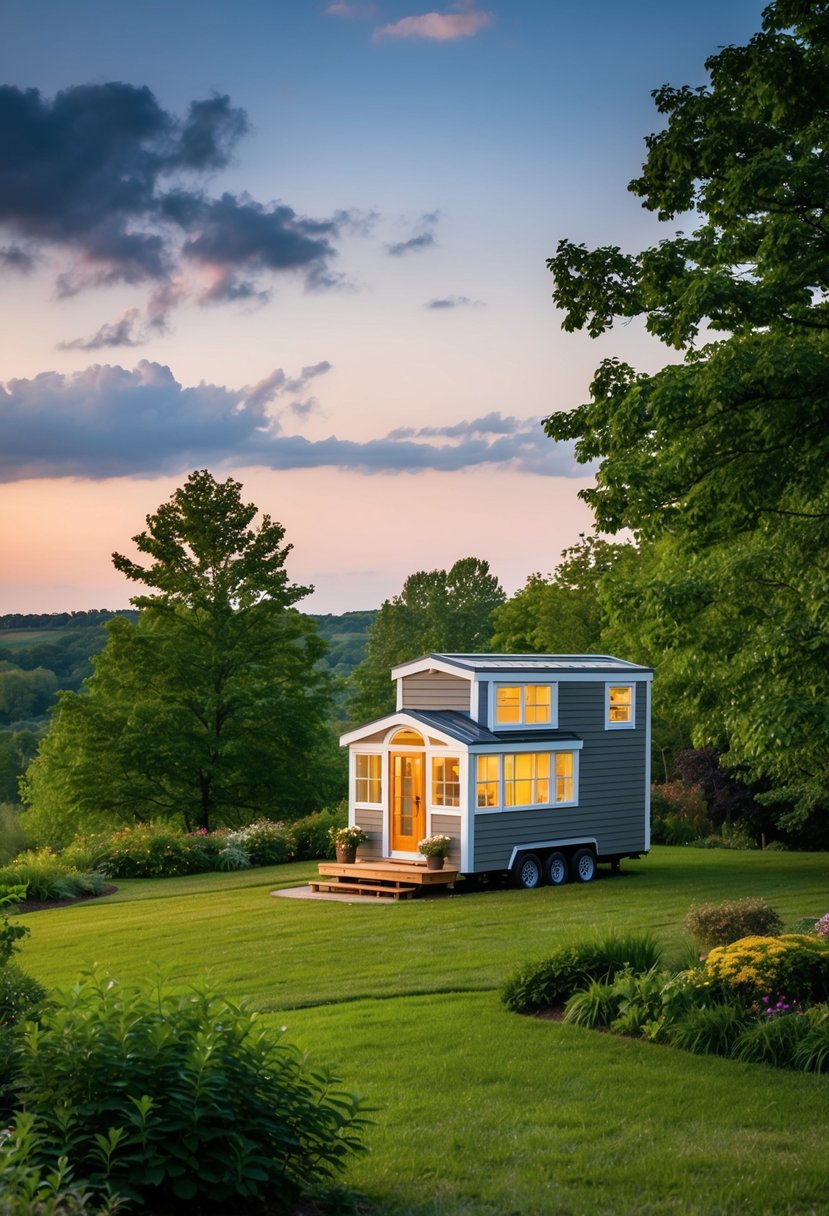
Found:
[339,653,652,889]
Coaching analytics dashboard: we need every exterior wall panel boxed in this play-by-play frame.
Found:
[430,811,462,868]
[355,807,384,858]
[401,671,471,712]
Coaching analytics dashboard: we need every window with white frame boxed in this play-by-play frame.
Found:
[432,756,461,807]
[494,683,554,727]
[354,753,382,803]
[475,750,578,810]
[606,683,635,729]
[476,755,499,807]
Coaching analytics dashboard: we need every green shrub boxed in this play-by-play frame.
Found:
[666,1002,750,1056]
[609,967,669,1039]
[734,1013,812,1070]
[794,1004,829,1073]
[704,934,829,1004]
[0,853,108,904]
[0,1113,125,1216]
[227,819,295,866]
[501,932,661,1013]
[5,971,368,1213]
[0,804,27,866]
[98,823,204,879]
[562,978,619,1029]
[684,897,783,949]
[0,964,46,1027]
[215,841,251,871]
[292,807,346,861]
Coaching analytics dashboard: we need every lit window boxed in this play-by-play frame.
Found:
[606,684,635,729]
[432,756,461,807]
[504,753,551,806]
[355,754,382,803]
[495,684,554,727]
[554,752,574,803]
[476,755,500,807]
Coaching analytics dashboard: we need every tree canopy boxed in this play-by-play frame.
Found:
[544,0,829,829]
[347,557,505,722]
[23,472,338,839]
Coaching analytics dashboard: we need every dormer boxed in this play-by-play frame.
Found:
[391,653,651,733]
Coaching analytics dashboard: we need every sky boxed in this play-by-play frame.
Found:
[0,0,767,615]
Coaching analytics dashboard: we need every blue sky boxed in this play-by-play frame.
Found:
[0,0,766,613]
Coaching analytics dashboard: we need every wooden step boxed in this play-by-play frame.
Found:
[309,880,416,901]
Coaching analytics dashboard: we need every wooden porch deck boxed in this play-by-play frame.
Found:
[311,858,459,901]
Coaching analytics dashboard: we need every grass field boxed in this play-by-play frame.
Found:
[16,847,829,1216]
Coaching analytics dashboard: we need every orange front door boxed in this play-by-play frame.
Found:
[390,752,425,853]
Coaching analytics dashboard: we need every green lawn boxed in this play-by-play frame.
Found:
[16,847,829,1215]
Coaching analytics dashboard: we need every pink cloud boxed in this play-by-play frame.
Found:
[325,2,378,17]
[374,3,492,42]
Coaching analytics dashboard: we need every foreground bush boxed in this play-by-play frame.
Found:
[5,971,368,1213]
[684,897,783,950]
[501,932,662,1013]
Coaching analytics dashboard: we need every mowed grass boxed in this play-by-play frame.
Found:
[16,847,829,1216]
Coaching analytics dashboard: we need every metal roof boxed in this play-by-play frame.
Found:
[405,710,582,748]
[395,653,652,676]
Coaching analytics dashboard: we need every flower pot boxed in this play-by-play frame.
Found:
[426,855,445,871]
[336,844,357,864]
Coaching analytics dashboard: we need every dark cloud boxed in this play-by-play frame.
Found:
[387,211,439,257]
[387,232,435,257]
[57,309,143,351]
[0,363,583,482]
[0,83,346,324]
[425,294,483,310]
[0,244,36,272]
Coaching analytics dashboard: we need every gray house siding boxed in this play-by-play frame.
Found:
[430,811,462,867]
[401,671,470,712]
[471,679,649,871]
[355,806,384,859]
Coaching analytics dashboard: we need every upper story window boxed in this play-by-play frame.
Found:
[354,753,382,803]
[606,683,635,729]
[494,683,555,728]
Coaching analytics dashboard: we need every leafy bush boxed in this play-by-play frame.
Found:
[684,897,783,949]
[704,934,829,1004]
[562,978,619,1029]
[214,841,251,871]
[650,781,710,845]
[5,971,368,1212]
[292,807,345,861]
[734,1013,813,1070]
[97,823,206,879]
[0,965,46,1028]
[608,967,669,1039]
[794,1004,829,1073]
[666,1002,750,1057]
[501,932,661,1013]
[0,1113,125,1216]
[227,819,295,866]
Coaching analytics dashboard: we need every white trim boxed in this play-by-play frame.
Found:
[605,682,636,730]
[391,655,477,682]
[470,739,583,756]
[644,679,652,851]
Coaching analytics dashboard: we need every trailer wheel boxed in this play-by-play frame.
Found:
[545,851,569,886]
[513,852,544,889]
[571,848,596,883]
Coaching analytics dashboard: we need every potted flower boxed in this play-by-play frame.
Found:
[328,824,368,864]
[417,833,452,870]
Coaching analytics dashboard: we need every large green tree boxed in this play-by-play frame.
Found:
[348,557,505,722]
[23,471,337,839]
[490,536,634,655]
[544,0,829,828]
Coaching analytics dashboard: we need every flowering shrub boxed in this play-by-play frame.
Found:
[815,913,829,938]
[292,808,344,861]
[328,825,368,850]
[417,834,452,859]
[99,823,206,879]
[226,819,295,866]
[684,897,782,949]
[704,934,829,1004]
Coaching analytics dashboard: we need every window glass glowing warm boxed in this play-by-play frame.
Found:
[495,686,521,724]
[432,756,461,807]
[504,752,551,806]
[390,728,425,745]
[355,754,382,803]
[525,685,552,723]
[608,686,632,723]
[554,751,574,802]
[476,754,499,807]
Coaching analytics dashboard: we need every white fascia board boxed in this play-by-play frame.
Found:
[469,739,584,755]
[390,655,476,682]
[340,712,466,750]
